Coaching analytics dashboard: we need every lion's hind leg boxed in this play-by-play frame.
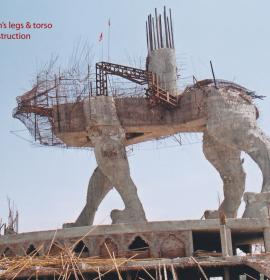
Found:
[239,127,270,217]
[203,132,246,219]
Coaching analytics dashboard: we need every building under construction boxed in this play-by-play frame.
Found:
[3,6,270,280]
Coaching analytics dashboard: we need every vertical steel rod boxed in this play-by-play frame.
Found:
[164,6,169,48]
[149,15,153,51]
[159,15,163,48]
[169,8,175,49]
[146,21,150,53]
[155,8,160,49]
[55,75,61,132]
[167,16,172,48]
[152,17,156,50]
[210,60,217,88]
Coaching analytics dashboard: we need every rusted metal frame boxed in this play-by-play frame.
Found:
[55,75,61,133]
[149,77,178,107]
[107,71,147,85]
[45,72,49,106]
[96,63,101,96]
[87,64,91,103]
[20,86,38,102]
[150,94,176,107]
[148,72,154,93]
[160,98,177,107]
[51,119,54,145]
[97,62,149,86]
[18,106,53,117]
[50,88,54,145]
[148,77,177,107]
[100,62,147,77]
[95,62,178,108]
[156,74,159,97]
[34,76,38,141]
[152,74,156,95]
[96,63,108,96]
[154,77,176,104]
[21,85,56,104]
[106,70,147,84]
[103,69,108,96]
[101,67,108,96]
[99,66,104,95]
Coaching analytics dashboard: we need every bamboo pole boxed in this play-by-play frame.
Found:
[171,264,178,280]
[98,267,102,280]
[140,266,155,280]
[163,263,168,280]
[191,256,208,280]
[104,242,122,280]
[47,229,58,256]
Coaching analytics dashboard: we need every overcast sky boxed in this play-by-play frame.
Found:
[1,0,270,233]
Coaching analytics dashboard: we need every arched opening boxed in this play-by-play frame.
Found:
[160,234,186,258]
[100,238,118,258]
[128,236,150,259]
[2,247,15,257]
[128,236,149,251]
[73,240,89,257]
[26,244,39,256]
[48,243,63,256]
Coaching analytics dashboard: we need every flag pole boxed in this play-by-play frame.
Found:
[99,32,104,61]
[102,38,104,61]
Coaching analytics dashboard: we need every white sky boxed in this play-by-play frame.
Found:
[0,0,270,232]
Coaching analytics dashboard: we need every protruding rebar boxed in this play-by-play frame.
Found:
[210,60,217,89]
[146,7,175,51]
[152,17,157,50]
[149,15,153,51]
[164,6,169,48]
[159,14,163,48]
[167,16,171,48]
[146,21,150,52]
[169,8,175,49]
[155,8,160,49]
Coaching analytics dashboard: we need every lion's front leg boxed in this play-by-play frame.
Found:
[63,167,113,228]
[75,167,113,226]
[94,136,147,224]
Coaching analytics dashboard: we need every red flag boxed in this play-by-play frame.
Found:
[99,32,103,42]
